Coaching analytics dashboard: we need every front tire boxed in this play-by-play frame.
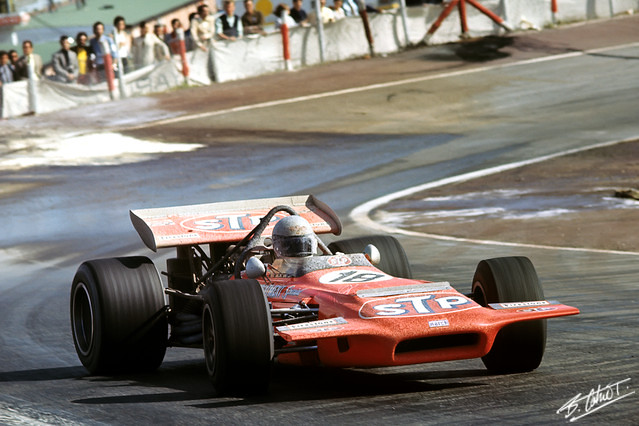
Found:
[202,279,273,396]
[328,235,412,278]
[472,256,546,373]
[70,257,168,374]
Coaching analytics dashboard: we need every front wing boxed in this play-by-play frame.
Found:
[275,300,579,367]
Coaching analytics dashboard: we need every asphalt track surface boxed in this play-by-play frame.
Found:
[1,15,639,425]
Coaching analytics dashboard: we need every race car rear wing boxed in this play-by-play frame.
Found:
[130,194,342,251]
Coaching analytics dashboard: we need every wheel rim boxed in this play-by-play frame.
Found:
[203,305,216,377]
[72,282,94,357]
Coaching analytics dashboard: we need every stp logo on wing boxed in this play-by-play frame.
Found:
[359,293,476,319]
[181,211,287,234]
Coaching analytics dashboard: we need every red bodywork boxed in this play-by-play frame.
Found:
[252,260,578,367]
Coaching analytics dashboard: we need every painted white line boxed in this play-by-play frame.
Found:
[121,41,639,131]
[350,136,639,257]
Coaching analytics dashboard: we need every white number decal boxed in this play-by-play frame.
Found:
[319,270,392,284]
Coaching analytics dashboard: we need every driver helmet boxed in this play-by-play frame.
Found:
[272,215,318,258]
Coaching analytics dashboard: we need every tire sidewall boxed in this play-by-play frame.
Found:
[471,260,499,305]
[202,287,229,394]
[70,263,104,374]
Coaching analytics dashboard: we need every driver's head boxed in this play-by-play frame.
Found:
[272,215,317,258]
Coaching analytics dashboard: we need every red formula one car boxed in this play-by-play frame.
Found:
[70,195,579,395]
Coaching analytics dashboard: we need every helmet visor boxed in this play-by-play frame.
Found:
[275,235,315,257]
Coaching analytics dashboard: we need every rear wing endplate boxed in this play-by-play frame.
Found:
[130,194,342,251]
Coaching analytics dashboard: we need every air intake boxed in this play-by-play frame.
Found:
[395,333,480,354]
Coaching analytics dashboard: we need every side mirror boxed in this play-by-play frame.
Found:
[245,257,266,279]
[364,244,381,265]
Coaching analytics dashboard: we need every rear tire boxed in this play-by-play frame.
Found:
[472,256,546,373]
[202,279,273,396]
[70,257,168,374]
[328,235,412,279]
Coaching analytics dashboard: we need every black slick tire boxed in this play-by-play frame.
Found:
[472,256,547,373]
[70,257,168,374]
[201,279,273,396]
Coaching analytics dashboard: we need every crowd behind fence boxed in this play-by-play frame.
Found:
[1,0,636,119]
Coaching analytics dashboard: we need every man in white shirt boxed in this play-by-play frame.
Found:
[15,40,43,80]
[131,21,170,69]
[113,16,131,71]
[309,0,336,25]
[191,4,218,50]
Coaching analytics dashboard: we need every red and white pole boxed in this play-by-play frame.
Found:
[101,39,115,100]
[458,0,469,38]
[551,0,558,24]
[280,11,292,71]
[103,54,115,100]
[358,0,375,56]
[176,28,190,81]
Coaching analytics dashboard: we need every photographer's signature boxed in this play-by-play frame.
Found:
[557,378,634,422]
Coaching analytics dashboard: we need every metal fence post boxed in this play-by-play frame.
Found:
[26,55,38,114]
[112,30,127,99]
[315,0,326,63]
[398,0,410,46]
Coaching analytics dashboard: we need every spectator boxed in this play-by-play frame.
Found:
[290,0,309,25]
[0,50,12,119]
[341,0,359,16]
[131,21,170,69]
[9,49,19,69]
[308,0,335,25]
[89,21,118,80]
[0,50,15,84]
[76,0,86,9]
[191,4,217,50]
[71,31,93,84]
[51,35,79,83]
[15,40,43,80]
[216,0,243,41]
[184,12,198,51]
[274,3,297,29]
[113,16,131,72]
[331,0,346,20]
[154,22,167,40]
[242,0,266,36]
[165,18,184,55]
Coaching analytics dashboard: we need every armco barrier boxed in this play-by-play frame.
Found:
[2,0,637,119]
